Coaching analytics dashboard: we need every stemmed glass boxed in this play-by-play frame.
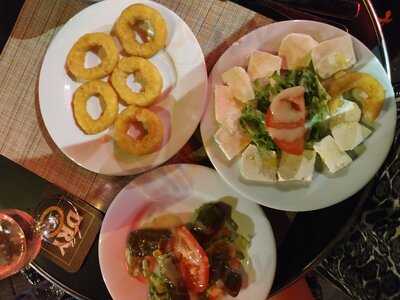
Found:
[0,201,77,280]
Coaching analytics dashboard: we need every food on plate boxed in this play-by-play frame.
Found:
[313,135,352,173]
[66,32,118,81]
[214,85,244,134]
[65,6,167,157]
[311,35,356,79]
[330,122,371,151]
[111,56,163,107]
[72,80,118,134]
[278,33,318,69]
[222,67,255,102]
[113,105,163,155]
[323,72,385,123]
[328,98,362,127]
[277,150,316,182]
[114,4,167,58]
[247,50,282,81]
[125,201,253,300]
[214,32,386,182]
[214,127,251,161]
[240,144,277,182]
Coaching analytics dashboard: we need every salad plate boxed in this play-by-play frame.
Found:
[99,164,276,299]
[200,20,396,212]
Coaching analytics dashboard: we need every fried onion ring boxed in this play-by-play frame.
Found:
[67,32,119,81]
[111,56,163,107]
[114,4,167,58]
[114,106,163,155]
[72,80,118,134]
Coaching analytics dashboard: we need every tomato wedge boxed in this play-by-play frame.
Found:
[265,86,306,155]
[265,109,304,129]
[274,135,305,155]
[173,226,209,293]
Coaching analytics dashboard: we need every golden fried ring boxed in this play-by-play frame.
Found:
[67,32,119,81]
[324,72,385,123]
[114,4,167,58]
[72,80,118,134]
[111,56,163,107]
[114,106,163,155]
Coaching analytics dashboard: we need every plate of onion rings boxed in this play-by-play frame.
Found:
[39,0,207,175]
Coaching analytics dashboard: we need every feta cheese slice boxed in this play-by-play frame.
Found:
[278,33,319,70]
[247,50,282,81]
[214,85,243,133]
[214,127,251,161]
[221,66,255,102]
[311,35,356,79]
[278,150,316,182]
[240,144,277,182]
[329,99,362,128]
[331,122,371,151]
[314,135,352,173]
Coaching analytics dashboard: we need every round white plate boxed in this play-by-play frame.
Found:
[39,0,207,175]
[200,20,396,212]
[99,164,276,300]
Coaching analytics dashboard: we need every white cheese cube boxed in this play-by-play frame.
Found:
[311,35,356,79]
[329,99,362,128]
[314,135,352,173]
[278,33,319,70]
[247,50,282,81]
[278,150,316,182]
[221,66,255,102]
[240,144,277,182]
[331,122,371,151]
[214,127,251,161]
[214,85,243,133]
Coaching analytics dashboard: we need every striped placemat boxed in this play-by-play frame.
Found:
[0,0,272,212]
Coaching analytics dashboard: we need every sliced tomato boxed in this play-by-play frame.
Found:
[173,226,209,293]
[274,134,305,155]
[265,109,304,129]
[266,86,306,129]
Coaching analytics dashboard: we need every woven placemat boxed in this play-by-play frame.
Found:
[0,0,272,212]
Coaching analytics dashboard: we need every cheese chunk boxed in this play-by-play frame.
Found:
[278,150,316,182]
[331,122,371,151]
[214,127,250,160]
[314,135,352,173]
[221,66,255,102]
[240,144,277,182]
[329,99,362,128]
[278,33,319,70]
[311,35,356,79]
[214,85,243,133]
[247,50,282,81]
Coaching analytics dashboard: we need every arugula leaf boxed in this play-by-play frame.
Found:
[253,80,271,113]
[239,103,277,154]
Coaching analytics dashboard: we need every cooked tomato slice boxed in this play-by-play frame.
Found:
[274,134,305,155]
[266,86,306,129]
[265,109,304,129]
[173,226,209,293]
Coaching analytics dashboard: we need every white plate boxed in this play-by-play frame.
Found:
[200,20,396,212]
[39,0,207,175]
[99,164,276,300]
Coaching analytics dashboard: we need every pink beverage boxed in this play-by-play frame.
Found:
[0,209,42,279]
